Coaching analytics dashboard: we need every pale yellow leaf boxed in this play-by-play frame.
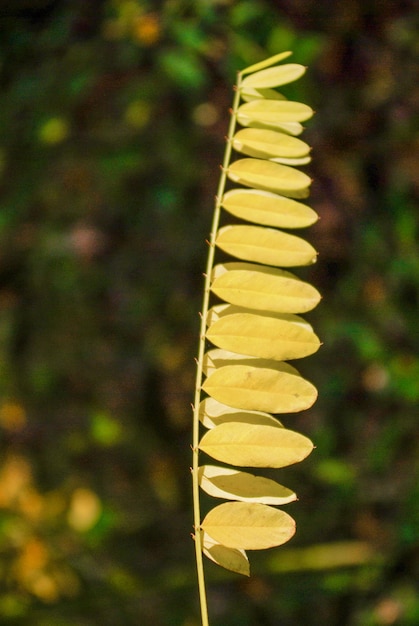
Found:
[198,465,297,504]
[199,397,283,429]
[228,158,311,198]
[199,423,313,467]
[206,312,321,361]
[240,87,287,102]
[237,99,313,126]
[202,533,250,575]
[201,502,296,549]
[240,63,306,88]
[202,363,317,413]
[268,121,304,136]
[271,155,312,166]
[221,189,318,229]
[232,128,310,159]
[215,224,317,267]
[207,304,314,332]
[203,348,298,377]
[211,262,321,314]
[240,52,293,77]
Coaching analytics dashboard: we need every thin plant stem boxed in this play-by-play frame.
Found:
[191,72,243,626]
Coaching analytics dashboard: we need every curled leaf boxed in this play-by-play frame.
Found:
[199,397,283,429]
[202,533,250,576]
[203,348,296,377]
[198,465,297,504]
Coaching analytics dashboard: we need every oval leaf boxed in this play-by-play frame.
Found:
[228,158,311,198]
[199,397,283,429]
[240,63,306,88]
[199,423,314,467]
[202,364,317,413]
[211,262,321,314]
[201,502,296,550]
[215,225,317,267]
[198,465,297,504]
[221,189,318,229]
[207,312,321,360]
[237,99,313,126]
[232,128,310,159]
[202,533,250,576]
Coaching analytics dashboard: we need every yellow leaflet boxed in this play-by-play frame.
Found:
[240,51,293,77]
[237,99,313,126]
[240,63,306,88]
[211,262,321,313]
[199,397,283,430]
[240,87,286,102]
[206,311,321,361]
[202,533,250,576]
[198,465,297,504]
[271,155,312,166]
[215,224,317,267]
[199,423,314,468]
[202,363,317,413]
[203,348,297,377]
[227,158,311,198]
[221,189,318,229]
[207,303,314,330]
[232,127,310,159]
[201,502,296,550]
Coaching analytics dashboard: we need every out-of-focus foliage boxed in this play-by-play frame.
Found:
[0,0,417,624]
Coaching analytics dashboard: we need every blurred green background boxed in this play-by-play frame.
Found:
[0,1,418,624]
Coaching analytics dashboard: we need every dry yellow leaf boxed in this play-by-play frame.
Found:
[215,224,317,267]
[221,189,318,229]
[201,502,296,549]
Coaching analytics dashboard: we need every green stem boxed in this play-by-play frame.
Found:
[191,72,243,626]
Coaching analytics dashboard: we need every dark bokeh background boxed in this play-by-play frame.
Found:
[0,1,418,625]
